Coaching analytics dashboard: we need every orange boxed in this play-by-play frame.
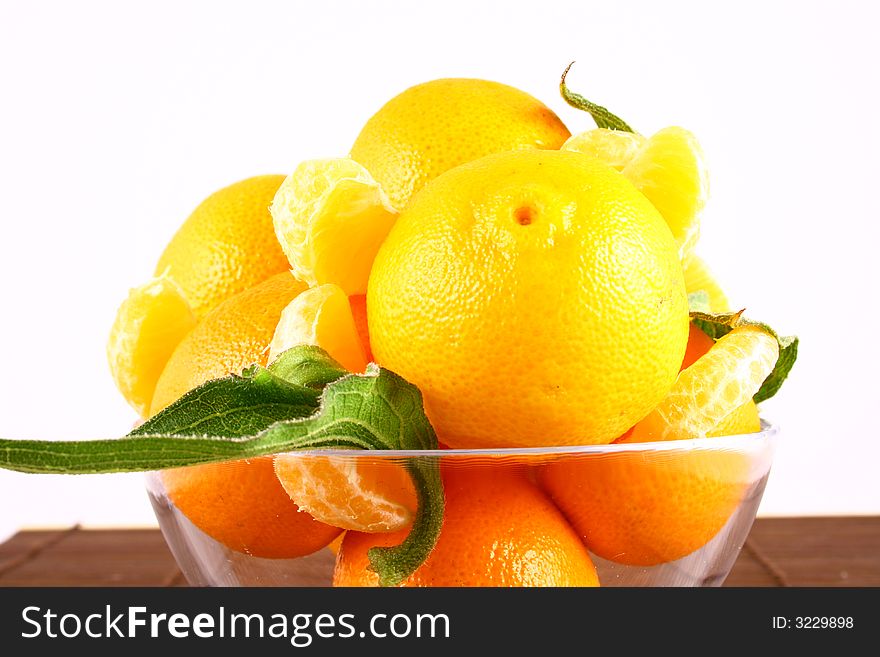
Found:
[349,294,373,362]
[162,457,341,559]
[537,448,751,566]
[367,149,688,448]
[274,454,417,532]
[106,275,196,417]
[150,272,306,414]
[333,467,599,586]
[537,321,762,566]
[350,78,570,210]
[107,176,290,415]
[150,272,340,558]
[155,175,291,319]
[681,322,716,370]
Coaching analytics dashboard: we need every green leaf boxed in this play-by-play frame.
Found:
[690,310,799,403]
[0,345,443,587]
[267,344,350,390]
[559,62,635,133]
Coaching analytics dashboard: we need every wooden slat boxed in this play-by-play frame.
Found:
[744,516,880,587]
[722,539,783,586]
[0,528,180,587]
[0,518,877,587]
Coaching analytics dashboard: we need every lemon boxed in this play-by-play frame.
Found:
[271,159,397,296]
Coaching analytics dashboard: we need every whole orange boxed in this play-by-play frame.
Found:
[155,175,292,319]
[537,448,750,566]
[367,149,689,448]
[152,272,341,558]
[537,323,758,566]
[163,457,340,559]
[350,78,570,210]
[150,271,306,414]
[333,467,599,586]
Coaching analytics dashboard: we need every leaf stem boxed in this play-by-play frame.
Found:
[367,456,444,587]
[560,62,635,133]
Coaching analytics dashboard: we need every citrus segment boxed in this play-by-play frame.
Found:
[274,455,417,532]
[155,175,291,319]
[162,457,341,559]
[621,127,708,261]
[679,323,761,435]
[710,399,761,437]
[562,127,646,170]
[680,324,761,436]
[624,325,777,442]
[367,149,688,448]
[333,467,599,586]
[267,284,368,373]
[270,158,398,296]
[683,254,730,313]
[350,78,571,210]
[107,275,196,417]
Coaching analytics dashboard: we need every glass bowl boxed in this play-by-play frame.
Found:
[146,422,776,587]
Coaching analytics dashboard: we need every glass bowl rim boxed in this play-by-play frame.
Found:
[271,419,778,459]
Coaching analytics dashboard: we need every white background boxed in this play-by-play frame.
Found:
[1,0,878,543]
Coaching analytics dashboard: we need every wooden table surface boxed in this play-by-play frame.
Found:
[0,517,877,587]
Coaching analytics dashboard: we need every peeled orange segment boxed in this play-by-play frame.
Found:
[561,128,646,171]
[274,454,417,533]
[625,325,778,442]
[709,399,761,437]
[268,283,369,373]
[270,158,398,296]
[683,254,730,313]
[622,126,708,261]
[679,324,760,437]
[106,275,196,417]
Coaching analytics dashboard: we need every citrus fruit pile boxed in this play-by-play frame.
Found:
[107,68,796,586]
